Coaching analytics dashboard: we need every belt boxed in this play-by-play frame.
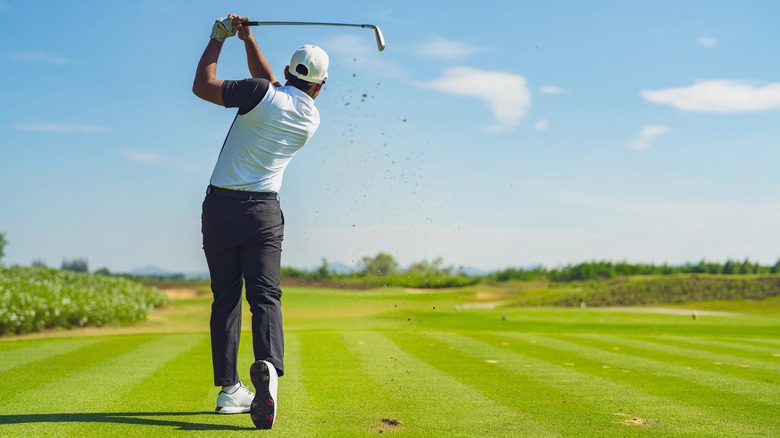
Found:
[206,185,279,200]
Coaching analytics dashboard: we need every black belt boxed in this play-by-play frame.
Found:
[206,185,278,200]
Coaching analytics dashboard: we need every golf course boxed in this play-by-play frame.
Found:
[1,275,779,437]
[4,1,780,436]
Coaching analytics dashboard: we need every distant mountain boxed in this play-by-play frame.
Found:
[326,261,358,274]
[455,266,490,277]
[127,265,209,280]
[130,265,175,276]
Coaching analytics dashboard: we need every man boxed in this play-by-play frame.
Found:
[192,14,328,429]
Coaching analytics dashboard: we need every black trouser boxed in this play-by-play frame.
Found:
[202,186,285,386]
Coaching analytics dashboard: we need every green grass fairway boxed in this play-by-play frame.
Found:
[1,286,779,436]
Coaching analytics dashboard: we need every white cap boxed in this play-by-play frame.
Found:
[288,45,329,84]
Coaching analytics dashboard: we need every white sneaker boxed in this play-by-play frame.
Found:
[215,382,254,414]
[249,360,278,429]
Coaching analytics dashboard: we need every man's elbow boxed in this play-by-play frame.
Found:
[192,80,206,100]
[192,80,223,106]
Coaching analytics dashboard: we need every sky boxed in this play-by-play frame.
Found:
[2,0,780,274]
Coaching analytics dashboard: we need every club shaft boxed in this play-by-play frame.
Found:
[243,21,376,29]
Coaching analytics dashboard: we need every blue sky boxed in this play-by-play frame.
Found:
[2,0,779,273]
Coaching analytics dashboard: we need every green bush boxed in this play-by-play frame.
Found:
[546,259,779,282]
[0,266,169,335]
[549,275,780,306]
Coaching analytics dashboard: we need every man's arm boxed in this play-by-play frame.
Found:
[236,18,281,86]
[192,38,225,106]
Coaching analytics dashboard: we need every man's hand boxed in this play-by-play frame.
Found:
[233,15,253,41]
[210,16,238,42]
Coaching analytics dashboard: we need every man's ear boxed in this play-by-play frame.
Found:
[283,65,291,80]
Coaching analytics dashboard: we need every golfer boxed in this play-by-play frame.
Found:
[192,14,328,429]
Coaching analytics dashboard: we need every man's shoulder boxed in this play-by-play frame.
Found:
[223,78,272,114]
[245,77,271,86]
[226,77,271,93]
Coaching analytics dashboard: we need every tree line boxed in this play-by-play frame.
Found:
[281,253,481,288]
[490,258,780,283]
[285,253,780,286]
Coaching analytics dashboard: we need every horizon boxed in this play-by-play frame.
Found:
[6,255,778,278]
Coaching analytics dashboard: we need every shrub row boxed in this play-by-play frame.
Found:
[549,275,780,307]
[0,266,169,335]
[489,259,780,283]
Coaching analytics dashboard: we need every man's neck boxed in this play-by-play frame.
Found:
[284,81,318,99]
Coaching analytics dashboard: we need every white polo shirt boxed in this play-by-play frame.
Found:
[209,79,320,193]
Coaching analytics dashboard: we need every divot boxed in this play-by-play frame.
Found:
[375,418,401,433]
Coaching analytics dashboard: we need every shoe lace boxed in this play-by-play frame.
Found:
[238,384,254,397]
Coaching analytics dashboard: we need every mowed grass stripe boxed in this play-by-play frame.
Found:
[51,332,313,436]
[111,335,213,412]
[653,335,780,358]
[541,333,780,406]
[0,336,149,404]
[718,338,780,355]
[345,331,558,437]
[427,331,683,435]
[572,334,780,388]
[0,334,203,416]
[271,331,318,436]
[731,337,780,347]
[0,338,102,373]
[507,333,779,435]
[442,332,770,437]
[54,335,258,436]
[298,330,400,436]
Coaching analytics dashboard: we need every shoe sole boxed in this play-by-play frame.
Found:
[215,405,250,414]
[250,360,276,429]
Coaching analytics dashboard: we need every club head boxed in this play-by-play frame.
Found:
[371,26,386,51]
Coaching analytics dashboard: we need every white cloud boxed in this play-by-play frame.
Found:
[629,125,670,150]
[122,149,165,164]
[535,119,549,131]
[540,86,564,94]
[415,67,531,132]
[697,35,718,48]
[8,51,71,64]
[11,123,105,133]
[641,80,780,113]
[413,37,487,59]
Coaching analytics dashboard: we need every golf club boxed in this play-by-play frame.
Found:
[242,21,386,52]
